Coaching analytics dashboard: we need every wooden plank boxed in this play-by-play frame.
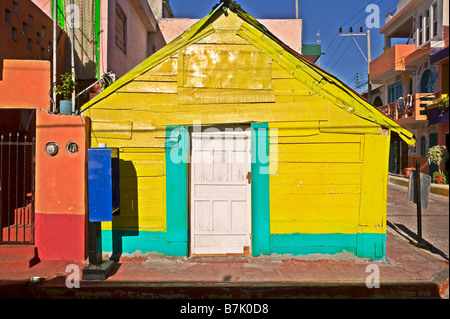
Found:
[85,93,178,110]
[272,151,361,163]
[270,183,361,195]
[272,62,295,79]
[198,30,248,44]
[270,193,361,208]
[177,87,275,105]
[272,79,311,95]
[182,46,272,90]
[117,81,177,94]
[91,120,132,140]
[272,162,362,175]
[359,134,389,227]
[142,57,178,76]
[270,172,361,185]
[269,122,320,137]
[275,142,361,154]
[270,133,364,144]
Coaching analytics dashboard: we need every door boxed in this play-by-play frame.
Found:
[190,130,251,255]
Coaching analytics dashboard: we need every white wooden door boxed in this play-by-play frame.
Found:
[191,130,252,255]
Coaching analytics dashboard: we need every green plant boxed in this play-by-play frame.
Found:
[427,145,449,174]
[55,73,77,100]
[432,171,448,184]
[435,96,449,117]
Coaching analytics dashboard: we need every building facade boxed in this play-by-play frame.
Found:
[369,0,449,177]
[0,0,67,80]
[31,0,173,109]
[82,3,414,260]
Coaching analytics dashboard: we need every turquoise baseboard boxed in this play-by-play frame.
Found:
[100,230,386,260]
[270,233,386,260]
[101,229,187,256]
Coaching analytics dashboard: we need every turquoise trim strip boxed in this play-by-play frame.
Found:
[165,126,189,256]
[270,233,386,260]
[357,232,386,260]
[251,123,271,256]
[101,230,167,255]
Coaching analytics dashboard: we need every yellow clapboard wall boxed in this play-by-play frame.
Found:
[85,11,388,237]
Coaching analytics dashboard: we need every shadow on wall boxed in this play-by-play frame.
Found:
[110,160,139,261]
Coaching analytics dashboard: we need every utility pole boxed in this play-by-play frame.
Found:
[339,27,372,103]
[295,0,298,19]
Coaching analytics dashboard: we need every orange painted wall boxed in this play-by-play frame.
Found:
[1,59,88,261]
[0,59,50,110]
[34,110,89,260]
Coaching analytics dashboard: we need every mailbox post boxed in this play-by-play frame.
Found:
[82,147,120,280]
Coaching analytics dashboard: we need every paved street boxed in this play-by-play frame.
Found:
[386,182,449,263]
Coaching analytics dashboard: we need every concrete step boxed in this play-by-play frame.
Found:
[0,245,39,270]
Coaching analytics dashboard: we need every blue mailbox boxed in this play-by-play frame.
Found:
[88,147,120,222]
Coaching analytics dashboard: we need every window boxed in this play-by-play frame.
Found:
[42,26,46,38]
[12,2,18,15]
[27,38,32,51]
[41,47,45,59]
[433,3,438,37]
[5,9,11,24]
[115,3,127,54]
[388,81,404,104]
[29,15,33,27]
[12,27,17,41]
[23,22,27,35]
[37,33,41,45]
[425,10,430,42]
[418,15,423,45]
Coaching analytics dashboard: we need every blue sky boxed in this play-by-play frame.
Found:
[169,0,406,93]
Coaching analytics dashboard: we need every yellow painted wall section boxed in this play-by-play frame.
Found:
[85,12,387,237]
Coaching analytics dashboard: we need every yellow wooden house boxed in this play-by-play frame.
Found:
[81,1,415,260]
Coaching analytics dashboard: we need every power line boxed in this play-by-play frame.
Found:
[329,37,353,72]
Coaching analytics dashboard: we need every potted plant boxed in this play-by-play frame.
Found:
[427,145,449,184]
[55,73,77,114]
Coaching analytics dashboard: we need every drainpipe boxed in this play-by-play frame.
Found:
[52,0,57,113]
[70,0,76,114]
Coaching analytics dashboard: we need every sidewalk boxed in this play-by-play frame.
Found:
[0,231,448,299]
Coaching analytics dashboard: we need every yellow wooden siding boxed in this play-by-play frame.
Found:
[269,123,365,234]
[101,149,166,232]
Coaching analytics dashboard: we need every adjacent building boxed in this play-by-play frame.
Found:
[0,0,67,80]
[31,0,174,108]
[369,0,449,177]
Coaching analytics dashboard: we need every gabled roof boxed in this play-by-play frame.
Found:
[81,1,415,145]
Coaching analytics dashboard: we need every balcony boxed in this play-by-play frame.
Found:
[376,93,437,124]
[369,45,415,82]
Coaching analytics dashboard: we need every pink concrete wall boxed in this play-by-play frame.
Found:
[158,18,303,53]
[107,0,150,78]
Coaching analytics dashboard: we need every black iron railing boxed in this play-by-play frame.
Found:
[0,133,35,244]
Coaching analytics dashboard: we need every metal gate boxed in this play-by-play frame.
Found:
[0,133,35,244]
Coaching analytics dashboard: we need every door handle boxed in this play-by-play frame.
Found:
[247,172,251,184]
